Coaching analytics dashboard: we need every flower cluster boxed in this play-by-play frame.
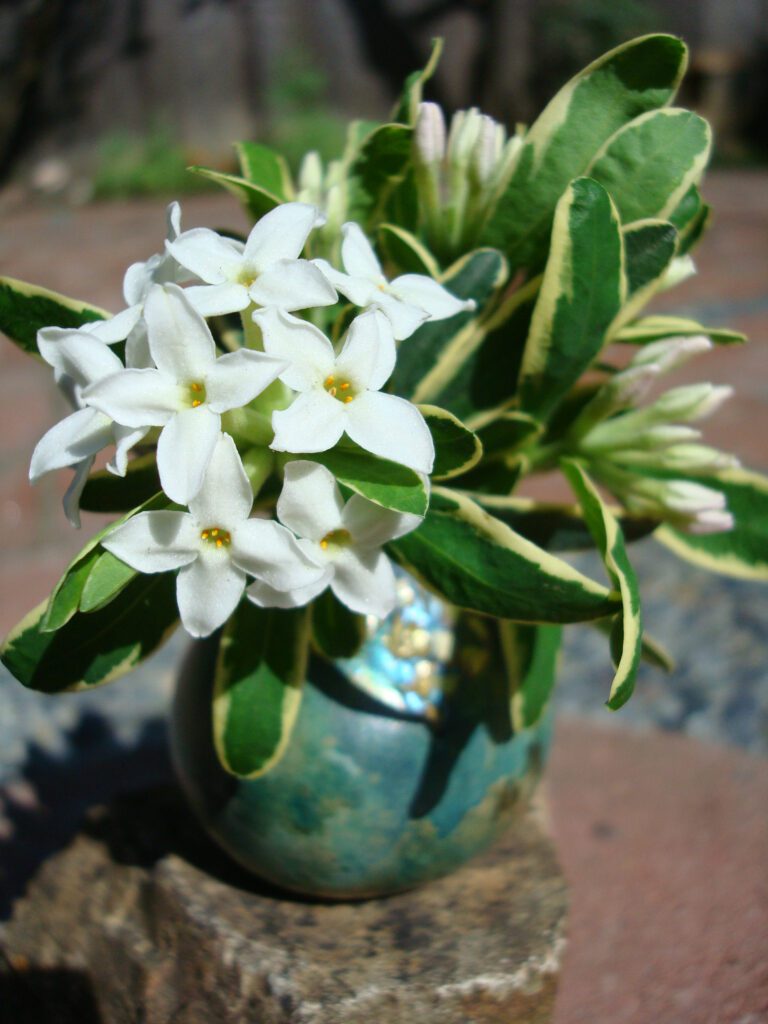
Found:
[29,201,473,636]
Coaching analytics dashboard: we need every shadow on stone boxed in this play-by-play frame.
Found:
[0,956,102,1024]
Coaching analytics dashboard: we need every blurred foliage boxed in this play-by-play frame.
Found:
[264,49,347,172]
[92,126,215,199]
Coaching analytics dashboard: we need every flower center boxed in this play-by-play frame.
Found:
[200,526,231,549]
[188,381,206,408]
[236,264,258,287]
[324,374,355,404]
[319,528,351,552]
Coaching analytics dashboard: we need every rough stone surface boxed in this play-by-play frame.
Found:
[1,787,567,1024]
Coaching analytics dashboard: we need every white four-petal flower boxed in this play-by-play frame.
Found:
[167,202,337,317]
[102,436,326,637]
[256,307,435,474]
[84,284,287,504]
[314,222,475,340]
[29,328,148,527]
[247,461,421,618]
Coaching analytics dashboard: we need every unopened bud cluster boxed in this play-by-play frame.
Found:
[568,336,736,533]
[413,102,523,258]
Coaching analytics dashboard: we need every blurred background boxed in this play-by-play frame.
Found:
[0,3,767,1022]
[1,0,768,198]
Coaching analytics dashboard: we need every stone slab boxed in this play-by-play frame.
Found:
[1,787,567,1024]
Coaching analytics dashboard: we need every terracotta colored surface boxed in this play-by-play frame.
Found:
[549,719,768,1024]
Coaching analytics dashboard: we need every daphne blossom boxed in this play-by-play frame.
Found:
[247,460,421,618]
[102,435,325,637]
[85,284,286,504]
[256,306,435,474]
[29,329,148,527]
[313,222,475,341]
[166,201,337,317]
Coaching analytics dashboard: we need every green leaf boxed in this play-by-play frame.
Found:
[378,223,440,277]
[518,178,624,419]
[615,314,746,346]
[236,141,293,199]
[1,574,179,693]
[391,38,443,124]
[506,624,563,729]
[189,166,281,220]
[0,276,109,357]
[390,487,620,623]
[669,185,710,254]
[213,603,309,778]
[311,589,366,659]
[611,219,678,335]
[590,617,674,672]
[347,123,413,226]
[79,552,138,613]
[586,109,711,225]
[41,491,169,631]
[475,412,542,457]
[392,248,508,401]
[561,459,642,709]
[481,34,688,270]
[301,445,429,517]
[653,467,768,581]
[472,494,659,551]
[80,453,161,513]
[418,404,482,480]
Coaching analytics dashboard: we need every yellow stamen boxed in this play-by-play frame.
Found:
[319,528,352,551]
[340,382,350,391]
[200,526,231,548]
[343,396,353,404]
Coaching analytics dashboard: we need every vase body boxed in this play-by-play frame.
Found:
[172,585,555,899]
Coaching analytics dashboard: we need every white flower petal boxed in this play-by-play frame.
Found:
[166,200,182,241]
[277,460,344,540]
[312,259,378,307]
[256,308,335,391]
[30,407,113,481]
[182,281,250,317]
[176,552,246,637]
[331,547,397,618]
[156,406,221,504]
[345,391,435,473]
[107,424,148,476]
[335,309,396,393]
[124,322,153,369]
[123,261,153,307]
[246,571,331,610]
[84,368,182,427]
[341,222,383,281]
[373,292,429,341]
[62,456,94,529]
[245,202,323,267]
[165,227,244,284]
[144,284,216,381]
[342,494,422,547]
[102,511,199,572]
[270,390,346,454]
[231,518,327,590]
[248,259,337,311]
[204,348,286,413]
[38,329,124,388]
[390,273,475,320]
[188,434,253,529]
[84,305,142,344]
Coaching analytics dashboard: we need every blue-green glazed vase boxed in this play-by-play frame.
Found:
[171,581,554,899]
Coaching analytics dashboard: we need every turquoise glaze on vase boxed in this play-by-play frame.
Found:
[171,578,555,899]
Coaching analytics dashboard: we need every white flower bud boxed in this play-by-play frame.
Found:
[472,114,504,185]
[658,255,697,292]
[447,107,483,166]
[414,102,446,167]
[661,480,727,515]
[687,508,735,534]
[650,383,733,423]
[631,335,712,374]
[297,151,323,203]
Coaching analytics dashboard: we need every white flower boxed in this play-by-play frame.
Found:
[29,328,148,527]
[256,307,435,474]
[166,201,337,317]
[313,222,475,340]
[247,461,421,618]
[84,284,286,504]
[83,201,188,367]
[102,436,326,637]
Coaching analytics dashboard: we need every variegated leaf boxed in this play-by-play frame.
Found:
[0,276,109,357]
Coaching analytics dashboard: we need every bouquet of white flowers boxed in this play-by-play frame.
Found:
[1,35,764,783]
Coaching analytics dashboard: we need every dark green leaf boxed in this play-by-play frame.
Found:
[507,623,563,729]
[419,404,482,480]
[347,123,413,226]
[0,276,109,357]
[236,141,292,199]
[189,166,281,220]
[390,487,620,623]
[311,589,366,659]
[300,445,428,517]
[391,38,443,124]
[213,603,309,778]
[80,454,162,513]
